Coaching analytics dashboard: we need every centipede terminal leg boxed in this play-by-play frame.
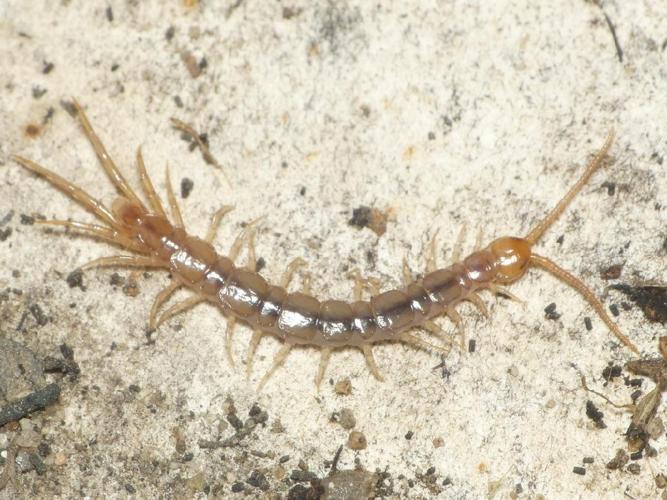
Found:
[79,255,165,271]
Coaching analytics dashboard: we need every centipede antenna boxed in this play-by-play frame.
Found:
[136,148,168,218]
[530,254,639,354]
[73,99,146,210]
[79,255,165,271]
[525,130,615,246]
[36,220,148,253]
[12,155,119,229]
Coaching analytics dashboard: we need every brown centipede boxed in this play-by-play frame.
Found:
[12,101,640,390]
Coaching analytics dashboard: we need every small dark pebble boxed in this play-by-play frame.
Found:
[0,383,61,425]
[231,482,245,492]
[426,466,436,475]
[182,452,194,462]
[600,264,623,280]
[279,455,290,463]
[428,131,436,140]
[38,441,51,457]
[173,95,183,108]
[468,339,476,353]
[601,181,616,196]
[165,26,175,41]
[66,270,85,290]
[544,302,561,320]
[627,462,641,475]
[29,303,49,326]
[299,186,306,196]
[128,384,141,393]
[20,214,35,225]
[32,86,47,99]
[556,234,564,245]
[106,6,113,22]
[606,449,629,470]
[125,483,136,494]
[287,484,312,500]
[29,453,47,475]
[111,63,119,72]
[247,470,270,491]
[585,400,606,429]
[583,456,594,464]
[514,483,523,494]
[602,364,622,381]
[405,431,414,440]
[609,304,620,317]
[630,450,643,460]
[442,477,452,486]
[110,273,125,286]
[249,403,262,417]
[572,466,586,476]
[226,413,244,430]
[290,469,318,482]
[42,62,54,74]
[584,317,592,331]
[181,178,194,198]
[0,228,12,241]
[60,343,74,360]
[256,257,266,272]
[349,206,372,228]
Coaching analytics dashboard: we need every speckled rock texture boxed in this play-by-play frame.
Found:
[0,1,665,498]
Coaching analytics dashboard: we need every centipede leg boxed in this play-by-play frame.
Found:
[205,205,235,243]
[488,283,524,303]
[226,318,237,367]
[257,344,292,391]
[402,332,451,356]
[73,100,145,209]
[149,280,181,330]
[348,269,381,301]
[402,258,413,286]
[474,228,484,252]
[446,305,466,350]
[280,258,306,288]
[361,345,384,381]
[426,229,440,272]
[229,216,264,263]
[155,295,206,329]
[451,225,467,263]
[423,320,455,346]
[165,166,184,228]
[467,292,490,318]
[79,255,165,270]
[136,148,168,218]
[315,348,333,389]
[245,330,263,378]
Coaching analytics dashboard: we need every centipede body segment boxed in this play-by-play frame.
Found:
[12,102,639,389]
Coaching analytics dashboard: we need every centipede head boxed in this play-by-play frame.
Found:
[112,197,145,231]
[488,236,532,283]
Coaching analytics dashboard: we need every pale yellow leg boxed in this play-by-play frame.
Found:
[315,348,333,389]
[257,344,292,391]
[488,284,524,303]
[245,330,264,378]
[402,332,451,355]
[467,292,490,318]
[446,305,466,350]
[155,295,205,329]
[280,258,306,288]
[226,318,237,367]
[402,258,413,286]
[205,205,235,243]
[246,230,257,271]
[80,255,164,270]
[423,320,455,345]
[136,148,168,218]
[348,269,381,300]
[451,225,467,263]
[362,345,384,381]
[165,166,184,228]
[149,281,181,330]
[229,216,264,262]
[426,229,440,272]
[474,228,484,252]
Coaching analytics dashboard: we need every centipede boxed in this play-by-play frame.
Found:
[12,101,640,390]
